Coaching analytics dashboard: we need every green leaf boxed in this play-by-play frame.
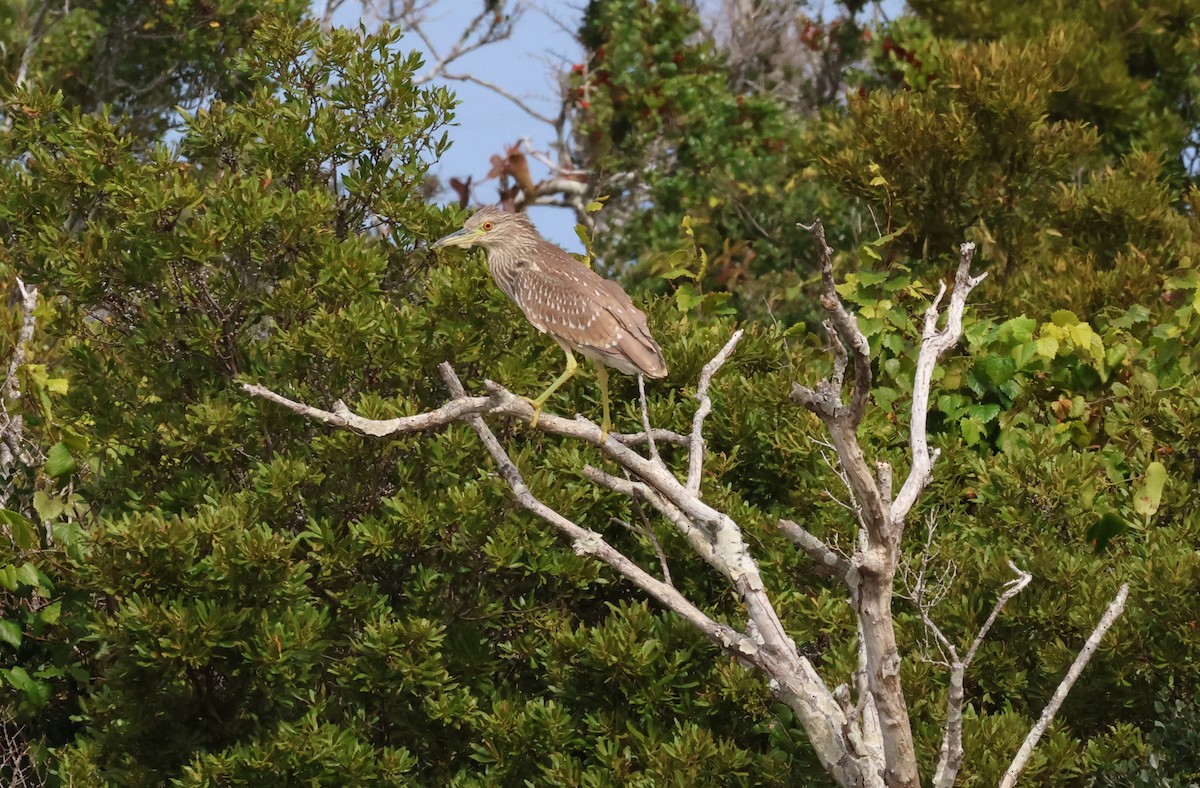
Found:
[1133,462,1167,519]
[15,562,40,589]
[33,491,65,522]
[976,355,1016,386]
[573,224,592,253]
[45,442,77,478]
[856,269,890,286]
[2,666,36,693]
[675,284,704,312]
[0,620,21,648]
[997,316,1037,344]
[1050,309,1080,326]
[1012,341,1038,369]
[37,601,62,626]
[0,509,37,550]
[962,404,1001,423]
[960,416,985,446]
[1035,336,1059,359]
[1,666,49,707]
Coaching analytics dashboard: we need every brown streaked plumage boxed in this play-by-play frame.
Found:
[431,205,667,435]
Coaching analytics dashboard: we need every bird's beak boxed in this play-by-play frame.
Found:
[431,227,480,249]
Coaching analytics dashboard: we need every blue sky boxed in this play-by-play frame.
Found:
[397,3,585,247]
[332,1,904,249]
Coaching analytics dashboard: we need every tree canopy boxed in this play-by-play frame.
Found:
[2,0,1199,785]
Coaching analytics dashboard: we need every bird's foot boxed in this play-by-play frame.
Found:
[524,397,545,428]
[599,415,610,443]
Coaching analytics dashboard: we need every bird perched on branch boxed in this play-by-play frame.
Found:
[432,206,667,437]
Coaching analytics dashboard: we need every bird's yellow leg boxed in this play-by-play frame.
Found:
[527,347,577,428]
[595,364,611,441]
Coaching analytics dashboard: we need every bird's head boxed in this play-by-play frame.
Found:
[431,205,533,251]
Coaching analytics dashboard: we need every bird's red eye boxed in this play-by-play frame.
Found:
[482,221,494,231]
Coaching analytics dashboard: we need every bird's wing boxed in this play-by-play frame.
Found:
[515,261,667,378]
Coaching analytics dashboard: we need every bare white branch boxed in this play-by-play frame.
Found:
[240,382,491,437]
[244,338,873,787]
[2,279,40,483]
[241,378,681,449]
[432,362,759,661]
[687,329,743,495]
[319,0,348,29]
[999,583,1129,788]
[584,465,718,570]
[929,561,1032,788]
[3,279,39,402]
[14,0,52,90]
[892,242,986,522]
[777,518,851,584]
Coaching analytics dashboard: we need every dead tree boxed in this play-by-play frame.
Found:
[244,221,1127,787]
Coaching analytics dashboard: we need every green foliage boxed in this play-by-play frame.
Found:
[822,12,1200,319]
[1,0,309,141]
[910,0,1200,175]
[0,14,811,785]
[574,0,863,324]
[1088,687,1200,787]
[2,1,1199,785]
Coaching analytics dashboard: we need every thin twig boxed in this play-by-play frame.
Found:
[439,72,558,125]
[638,374,661,467]
[435,363,755,658]
[999,583,1129,788]
[3,279,39,402]
[687,329,743,495]
[611,515,672,586]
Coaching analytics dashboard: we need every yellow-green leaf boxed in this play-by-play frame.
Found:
[1133,461,1167,519]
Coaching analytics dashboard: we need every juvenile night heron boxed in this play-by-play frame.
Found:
[431,205,668,435]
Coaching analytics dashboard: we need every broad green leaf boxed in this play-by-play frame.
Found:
[15,562,40,589]
[962,404,1001,423]
[0,509,37,550]
[38,601,62,626]
[976,355,1016,386]
[1012,341,1038,369]
[1035,336,1059,359]
[33,491,65,522]
[960,416,985,446]
[1050,309,1080,326]
[2,666,36,693]
[674,285,704,312]
[856,269,890,286]
[1133,462,1167,519]
[1,666,49,707]
[997,316,1037,344]
[45,442,77,478]
[0,620,21,648]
